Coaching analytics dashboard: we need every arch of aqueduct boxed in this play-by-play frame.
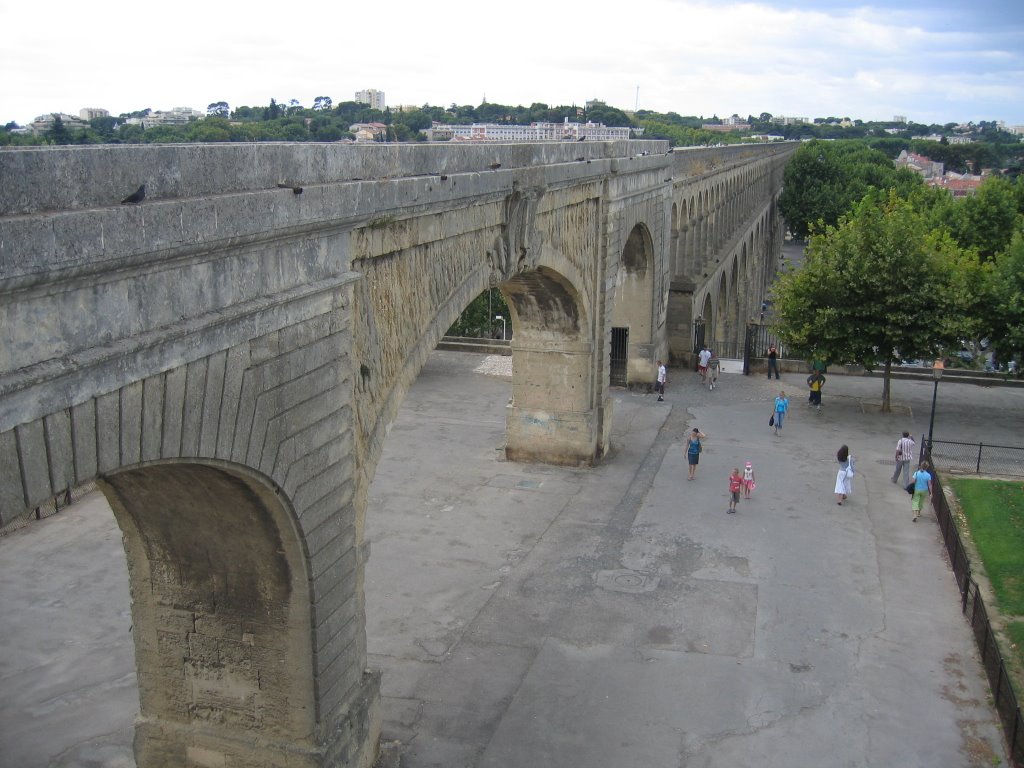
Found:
[0,139,794,766]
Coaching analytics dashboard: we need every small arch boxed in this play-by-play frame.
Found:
[610,223,655,388]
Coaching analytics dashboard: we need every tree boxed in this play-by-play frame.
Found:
[989,233,1024,368]
[207,101,230,118]
[447,288,510,337]
[771,191,964,410]
[46,115,72,144]
[264,99,281,121]
[943,176,1022,261]
[778,140,921,239]
[313,96,333,111]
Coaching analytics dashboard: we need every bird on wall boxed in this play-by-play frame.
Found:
[277,182,303,194]
[121,184,146,204]
[488,163,502,170]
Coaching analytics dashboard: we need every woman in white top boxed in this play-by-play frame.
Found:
[835,444,854,505]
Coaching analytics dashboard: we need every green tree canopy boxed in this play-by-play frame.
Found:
[771,191,965,409]
[990,233,1024,365]
[778,140,922,239]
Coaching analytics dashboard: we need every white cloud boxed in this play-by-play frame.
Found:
[1,0,1021,126]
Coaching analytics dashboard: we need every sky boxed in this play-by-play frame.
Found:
[2,0,1023,128]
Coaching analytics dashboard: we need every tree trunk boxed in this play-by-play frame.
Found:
[881,360,892,412]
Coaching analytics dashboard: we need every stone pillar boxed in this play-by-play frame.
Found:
[505,339,601,466]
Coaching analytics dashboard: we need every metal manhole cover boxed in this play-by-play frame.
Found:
[594,569,660,594]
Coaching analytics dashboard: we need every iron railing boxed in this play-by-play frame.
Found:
[926,438,1024,477]
[0,482,97,537]
[929,458,1024,766]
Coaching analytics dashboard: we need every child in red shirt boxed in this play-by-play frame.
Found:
[728,467,743,514]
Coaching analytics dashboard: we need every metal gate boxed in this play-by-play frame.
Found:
[610,327,628,387]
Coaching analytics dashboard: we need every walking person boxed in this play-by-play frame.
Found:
[806,370,825,411]
[685,427,706,480]
[727,467,743,514]
[707,355,720,390]
[656,359,667,402]
[697,346,712,384]
[767,344,780,380]
[742,461,756,499]
[891,431,916,486]
[772,390,790,435]
[910,460,933,522]
[835,444,855,505]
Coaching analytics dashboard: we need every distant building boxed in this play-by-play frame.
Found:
[349,122,388,142]
[703,123,750,133]
[355,89,386,111]
[28,112,89,136]
[771,115,809,126]
[893,115,907,124]
[79,107,109,121]
[123,107,203,129]
[895,150,944,179]
[926,172,984,197]
[420,118,631,143]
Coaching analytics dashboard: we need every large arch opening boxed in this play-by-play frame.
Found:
[0,459,335,768]
[609,223,655,389]
[500,265,599,466]
[99,461,320,766]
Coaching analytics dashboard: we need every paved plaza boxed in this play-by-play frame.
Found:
[1,351,1021,767]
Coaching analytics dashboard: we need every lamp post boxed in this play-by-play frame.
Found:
[926,359,945,454]
[495,315,506,341]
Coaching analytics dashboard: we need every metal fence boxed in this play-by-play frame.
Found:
[0,483,97,537]
[927,439,1024,477]
[929,458,1024,766]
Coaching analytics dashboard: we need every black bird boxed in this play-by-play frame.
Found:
[575,157,586,162]
[121,184,146,205]
[488,162,501,170]
[576,136,586,142]
[277,183,303,194]
[440,174,448,181]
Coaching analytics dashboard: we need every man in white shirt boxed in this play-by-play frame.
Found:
[892,431,917,486]
[656,360,667,401]
[697,347,712,382]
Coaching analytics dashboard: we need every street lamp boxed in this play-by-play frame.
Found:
[495,315,506,341]
[926,359,945,454]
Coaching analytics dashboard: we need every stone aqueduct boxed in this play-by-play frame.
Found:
[0,139,794,766]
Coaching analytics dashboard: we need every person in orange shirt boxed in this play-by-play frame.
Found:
[728,467,743,514]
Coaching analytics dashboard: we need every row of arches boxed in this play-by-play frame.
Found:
[667,159,786,362]
[1,143,790,767]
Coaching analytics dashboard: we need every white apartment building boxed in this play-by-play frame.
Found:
[123,107,204,129]
[28,112,89,135]
[421,118,631,143]
[356,89,386,111]
[79,107,110,121]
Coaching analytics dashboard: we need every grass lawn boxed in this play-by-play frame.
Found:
[948,477,1024,676]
